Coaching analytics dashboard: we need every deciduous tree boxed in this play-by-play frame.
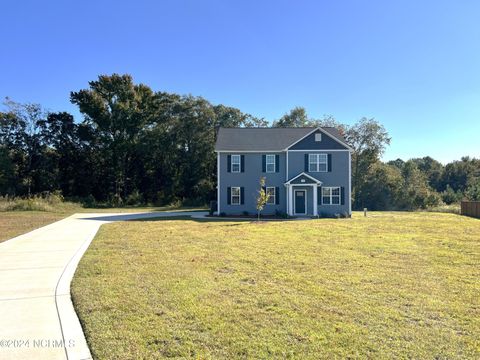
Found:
[256,177,269,220]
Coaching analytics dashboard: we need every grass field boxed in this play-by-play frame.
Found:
[0,206,205,243]
[0,211,71,242]
[71,212,480,359]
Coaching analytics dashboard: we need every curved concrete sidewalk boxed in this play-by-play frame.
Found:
[0,211,206,360]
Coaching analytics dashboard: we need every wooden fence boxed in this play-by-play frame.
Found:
[461,201,480,219]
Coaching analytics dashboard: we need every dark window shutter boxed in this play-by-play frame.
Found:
[328,154,332,172]
[341,186,345,205]
[241,155,245,172]
[240,187,245,205]
[227,155,231,173]
[318,186,322,205]
[304,154,309,172]
[275,155,280,172]
[275,187,280,204]
[262,155,266,172]
[227,187,231,204]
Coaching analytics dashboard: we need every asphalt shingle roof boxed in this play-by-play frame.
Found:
[215,127,347,151]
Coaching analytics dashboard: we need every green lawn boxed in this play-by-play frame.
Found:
[71,212,480,359]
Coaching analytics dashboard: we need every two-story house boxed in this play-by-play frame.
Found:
[215,127,352,217]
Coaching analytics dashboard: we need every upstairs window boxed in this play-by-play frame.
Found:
[309,154,328,172]
[315,133,322,142]
[266,154,276,173]
[263,154,278,173]
[322,187,340,205]
[231,155,241,173]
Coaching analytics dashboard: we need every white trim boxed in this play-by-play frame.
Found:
[286,151,289,212]
[294,189,307,215]
[286,183,321,215]
[318,127,353,150]
[215,149,351,153]
[287,149,352,152]
[284,127,353,151]
[284,128,318,150]
[266,186,276,205]
[215,150,283,153]
[231,154,241,173]
[217,152,220,214]
[313,185,318,216]
[321,186,341,205]
[286,151,289,181]
[231,186,241,205]
[287,185,293,215]
[308,153,328,173]
[265,154,276,173]
[348,151,352,215]
[285,172,322,185]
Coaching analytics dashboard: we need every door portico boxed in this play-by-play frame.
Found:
[285,172,322,216]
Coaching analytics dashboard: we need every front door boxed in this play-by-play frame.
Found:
[294,190,306,215]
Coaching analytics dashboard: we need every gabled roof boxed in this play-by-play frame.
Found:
[284,172,322,185]
[215,127,348,151]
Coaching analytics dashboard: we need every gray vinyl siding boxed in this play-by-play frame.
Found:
[290,129,348,150]
[287,151,349,181]
[288,150,350,216]
[218,153,287,215]
[217,130,351,217]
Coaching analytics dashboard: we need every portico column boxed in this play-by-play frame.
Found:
[288,185,293,215]
[313,185,318,216]
[285,185,288,215]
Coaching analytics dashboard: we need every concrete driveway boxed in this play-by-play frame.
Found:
[0,211,206,360]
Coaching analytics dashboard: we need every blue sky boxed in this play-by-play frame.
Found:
[1,0,479,163]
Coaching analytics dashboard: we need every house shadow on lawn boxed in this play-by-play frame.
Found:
[78,212,252,224]
[128,215,250,224]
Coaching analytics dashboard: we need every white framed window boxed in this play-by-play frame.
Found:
[231,155,241,173]
[315,133,322,142]
[266,187,276,205]
[309,153,328,172]
[231,187,241,205]
[266,154,276,173]
[322,187,340,205]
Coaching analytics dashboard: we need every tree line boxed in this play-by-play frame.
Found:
[270,106,480,209]
[1,74,479,209]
